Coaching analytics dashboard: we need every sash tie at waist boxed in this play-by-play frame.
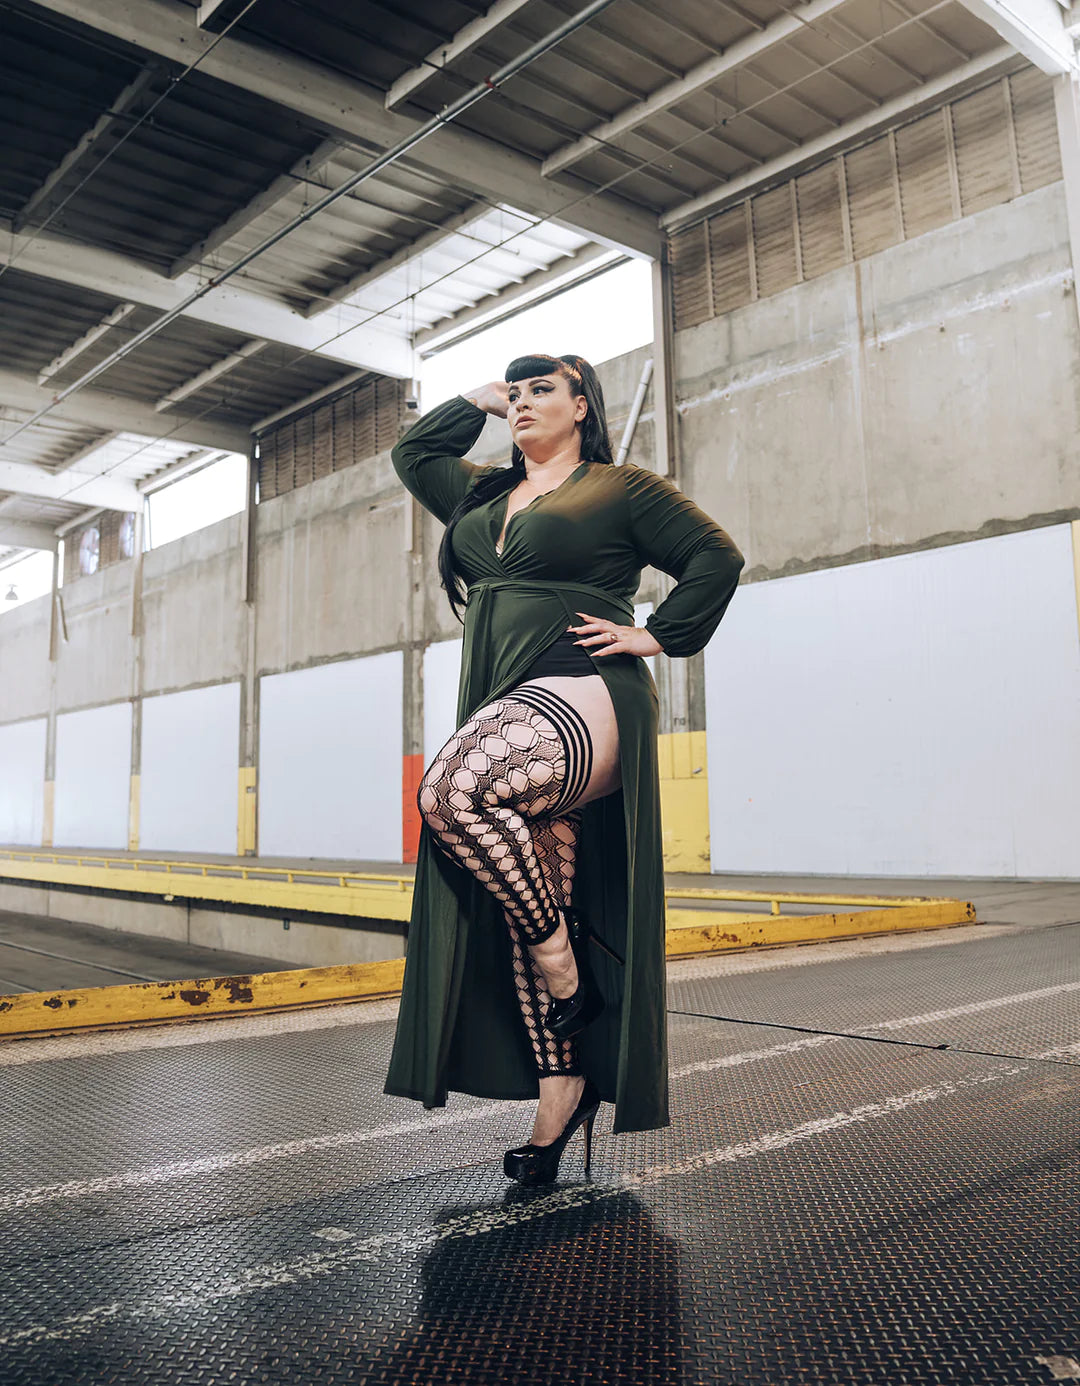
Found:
[460,578,638,719]
[465,577,635,624]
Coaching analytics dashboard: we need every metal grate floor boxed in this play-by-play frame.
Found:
[0,922,1077,1384]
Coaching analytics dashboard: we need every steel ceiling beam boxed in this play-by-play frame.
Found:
[0,369,251,454]
[38,304,137,385]
[303,202,492,318]
[414,242,617,349]
[13,64,160,234]
[541,0,855,178]
[4,231,413,378]
[386,0,534,111]
[0,520,57,551]
[31,0,662,258]
[660,47,1017,232]
[0,457,140,512]
[168,137,345,279]
[952,0,1077,73]
[154,339,268,412]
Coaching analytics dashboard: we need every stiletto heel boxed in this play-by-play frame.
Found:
[503,1077,601,1185]
[545,908,605,1040]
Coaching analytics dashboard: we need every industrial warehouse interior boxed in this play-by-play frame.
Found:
[1,0,1078,1381]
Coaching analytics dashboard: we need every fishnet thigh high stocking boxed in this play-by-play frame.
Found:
[506,810,582,1077]
[417,688,593,1078]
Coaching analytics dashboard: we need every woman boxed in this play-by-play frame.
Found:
[384,353,744,1183]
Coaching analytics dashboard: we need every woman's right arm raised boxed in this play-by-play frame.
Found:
[391,384,509,525]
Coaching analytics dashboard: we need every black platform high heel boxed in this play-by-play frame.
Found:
[503,1077,600,1185]
[545,908,605,1041]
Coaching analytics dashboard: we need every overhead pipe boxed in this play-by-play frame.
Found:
[615,358,653,466]
[0,0,621,455]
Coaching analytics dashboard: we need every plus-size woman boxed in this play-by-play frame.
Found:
[384,353,744,1183]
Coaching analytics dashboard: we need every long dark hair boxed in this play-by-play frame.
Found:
[437,353,614,622]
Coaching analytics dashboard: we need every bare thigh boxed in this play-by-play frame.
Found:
[511,673,621,811]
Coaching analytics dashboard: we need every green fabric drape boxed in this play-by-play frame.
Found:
[384,396,744,1133]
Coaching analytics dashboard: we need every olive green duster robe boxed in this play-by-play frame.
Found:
[384,396,744,1133]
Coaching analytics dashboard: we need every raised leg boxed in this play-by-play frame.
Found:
[417,674,620,1146]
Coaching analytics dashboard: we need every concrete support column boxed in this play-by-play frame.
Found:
[1054,74,1080,333]
[42,547,62,845]
[127,505,146,850]
[650,252,678,481]
[402,495,426,863]
[42,668,57,849]
[650,247,696,739]
[238,439,259,856]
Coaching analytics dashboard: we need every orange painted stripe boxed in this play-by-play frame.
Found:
[402,752,425,864]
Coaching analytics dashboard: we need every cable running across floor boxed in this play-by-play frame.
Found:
[667,1008,1080,1069]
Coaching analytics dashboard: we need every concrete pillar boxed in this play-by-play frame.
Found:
[127,505,145,850]
[1053,74,1080,334]
[238,439,259,855]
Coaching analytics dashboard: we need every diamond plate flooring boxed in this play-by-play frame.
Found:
[0,918,1077,1385]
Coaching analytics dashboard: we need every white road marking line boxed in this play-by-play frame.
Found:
[866,981,1080,1032]
[0,1103,518,1213]
[671,1033,838,1079]
[1035,1353,1080,1381]
[0,1063,1027,1349]
[671,979,1080,1078]
[3,980,1075,1213]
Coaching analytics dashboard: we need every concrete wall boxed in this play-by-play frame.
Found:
[2,174,1079,890]
[0,877,404,968]
[675,182,1080,581]
[142,514,246,694]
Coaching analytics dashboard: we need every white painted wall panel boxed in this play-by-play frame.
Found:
[259,653,403,861]
[423,639,463,769]
[140,683,240,854]
[705,526,1080,878]
[0,718,46,845]
[54,702,133,849]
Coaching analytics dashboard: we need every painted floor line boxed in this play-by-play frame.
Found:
[0,1101,519,1213]
[3,979,1075,1213]
[0,1062,1028,1350]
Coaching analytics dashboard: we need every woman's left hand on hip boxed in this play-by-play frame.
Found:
[570,612,664,658]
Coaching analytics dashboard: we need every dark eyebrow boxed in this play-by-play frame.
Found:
[509,376,556,390]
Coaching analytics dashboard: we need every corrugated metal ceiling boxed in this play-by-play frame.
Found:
[0,0,1025,563]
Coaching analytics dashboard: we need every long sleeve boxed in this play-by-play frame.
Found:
[624,465,745,658]
[391,395,497,524]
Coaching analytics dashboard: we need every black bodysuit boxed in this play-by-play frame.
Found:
[515,628,598,681]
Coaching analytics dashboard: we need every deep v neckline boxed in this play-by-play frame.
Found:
[494,460,589,556]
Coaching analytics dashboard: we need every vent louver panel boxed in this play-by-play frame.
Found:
[257,377,407,502]
[1010,67,1060,193]
[845,138,902,260]
[795,163,846,281]
[708,206,753,312]
[669,222,712,330]
[669,67,1062,332]
[951,82,1015,215]
[751,186,798,298]
[895,110,954,240]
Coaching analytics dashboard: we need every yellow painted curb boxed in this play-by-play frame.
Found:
[664,898,976,958]
[0,958,405,1040]
[0,896,976,1040]
[0,851,415,923]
